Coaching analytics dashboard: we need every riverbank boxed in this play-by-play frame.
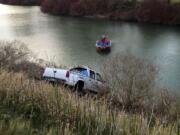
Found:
[0,41,179,134]
[1,0,180,25]
[40,0,180,25]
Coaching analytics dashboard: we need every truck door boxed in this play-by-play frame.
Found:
[95,73,103,91]
[88,70,96,91]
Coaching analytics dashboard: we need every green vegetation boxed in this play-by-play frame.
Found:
[0,41,179,135]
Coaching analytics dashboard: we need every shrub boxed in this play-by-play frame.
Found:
[101,54,157,110]
[0,40,44,79]
[101,54,179,122]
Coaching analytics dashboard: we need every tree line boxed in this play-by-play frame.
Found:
[0,0,180,24]
[40,0,180,25]
[0,0,42,5]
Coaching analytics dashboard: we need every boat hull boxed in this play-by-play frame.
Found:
[96,40,112,52]
[96,46,111,52]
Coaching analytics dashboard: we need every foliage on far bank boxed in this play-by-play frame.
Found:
[1,0,180,24]
[41,0,180,25]
[0,0,42,5]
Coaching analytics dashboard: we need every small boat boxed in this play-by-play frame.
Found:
[96,40,112,52]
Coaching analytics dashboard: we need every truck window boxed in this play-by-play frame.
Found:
[90,70,95,79]
[96,73,103,82]
[70,67,88,77]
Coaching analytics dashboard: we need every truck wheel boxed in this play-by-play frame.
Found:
[74,81,84,93]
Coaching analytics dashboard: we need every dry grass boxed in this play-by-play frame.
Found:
[101,54,179,123]
[0,40,44,80]
[0,70,178,135]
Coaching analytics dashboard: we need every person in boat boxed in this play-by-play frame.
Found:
[101,35,109,46]
[101,35,107,43]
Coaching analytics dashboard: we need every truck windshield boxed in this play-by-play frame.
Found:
[70,67,88,77]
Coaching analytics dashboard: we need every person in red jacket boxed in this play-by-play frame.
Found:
[101,35,109,45]
[101,35,107,43]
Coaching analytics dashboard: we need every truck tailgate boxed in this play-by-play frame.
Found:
[43,68,68,81]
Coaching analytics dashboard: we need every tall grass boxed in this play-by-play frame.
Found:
[0,70,178,135]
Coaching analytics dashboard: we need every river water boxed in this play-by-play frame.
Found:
[0,4,180,92]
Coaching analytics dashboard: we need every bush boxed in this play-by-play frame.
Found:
[101,54,179,122]
[101,54,157,110]
[0,41,44,80]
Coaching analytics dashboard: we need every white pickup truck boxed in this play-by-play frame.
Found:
[42,66,104,93]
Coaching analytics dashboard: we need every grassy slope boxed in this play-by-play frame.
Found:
[0,70,178,135]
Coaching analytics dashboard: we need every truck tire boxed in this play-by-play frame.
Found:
[74,81,84,93]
